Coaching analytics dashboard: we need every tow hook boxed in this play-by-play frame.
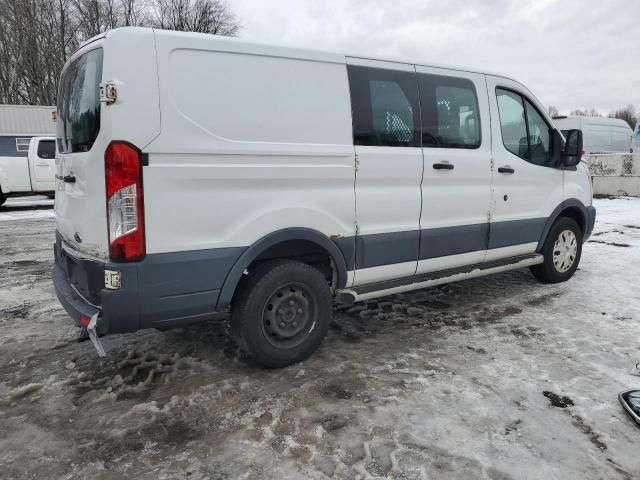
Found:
[85,313,106,357]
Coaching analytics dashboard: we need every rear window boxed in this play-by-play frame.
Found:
[57,48,103,153]
[37,140,55,159]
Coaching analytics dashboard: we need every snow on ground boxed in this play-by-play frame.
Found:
[1,197,640,479]
[0,195,54,222]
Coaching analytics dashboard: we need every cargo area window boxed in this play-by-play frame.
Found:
[57,48,103,153]
[496,88,552,166]
[347,65,420,147]
[419,74,481,149]
[15,138,30,152]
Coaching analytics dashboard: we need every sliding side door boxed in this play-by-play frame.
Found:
[347,58,423,286]
[415,66,493,274]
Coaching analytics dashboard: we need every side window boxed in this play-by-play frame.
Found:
[525,100,551,166]
[496,89,528,161]
[16,138,30,152]
[37,140,56,159]
[347,65,420,147]
[419,74,481,148]
[496,88,553,166]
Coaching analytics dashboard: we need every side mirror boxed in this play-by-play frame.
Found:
[562,129,583,167]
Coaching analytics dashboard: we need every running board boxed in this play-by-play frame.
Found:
[336,253,544,305]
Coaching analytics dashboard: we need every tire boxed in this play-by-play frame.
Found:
[530,217,582,283]
[231,259,332,368]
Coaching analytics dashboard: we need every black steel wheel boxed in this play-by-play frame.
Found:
[262,282,317,349]
[231,259,332,368]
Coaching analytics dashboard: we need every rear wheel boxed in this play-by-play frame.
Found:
[530,217,582,283]
[231,259,332,368]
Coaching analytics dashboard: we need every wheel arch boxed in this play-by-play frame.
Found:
[216,228,350,310]
[536,199,588,251]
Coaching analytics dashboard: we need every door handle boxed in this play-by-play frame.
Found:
[55,174,76,183]
[433,162,454,170]
[498,166,515,174]
[36,162,48,166]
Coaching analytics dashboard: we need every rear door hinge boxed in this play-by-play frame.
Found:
[99,81,117,105]
[355,155,360,172]
[354,221,360,235]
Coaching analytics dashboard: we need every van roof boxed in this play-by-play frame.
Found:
[110,27,522,84]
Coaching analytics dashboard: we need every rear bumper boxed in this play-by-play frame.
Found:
[52,263,100,326]
[584,205,596,241]
[52,232,244,334]
[53,235,141,333]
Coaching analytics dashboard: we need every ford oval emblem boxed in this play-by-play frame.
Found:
[74,232,82,243]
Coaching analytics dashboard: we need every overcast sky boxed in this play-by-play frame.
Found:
[232,0,638,116]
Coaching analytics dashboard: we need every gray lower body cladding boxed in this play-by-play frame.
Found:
[336,217,549,270]
[53,232,245,334]
[52,201,595,335]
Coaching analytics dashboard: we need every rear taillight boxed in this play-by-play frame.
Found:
[105,141,145,262]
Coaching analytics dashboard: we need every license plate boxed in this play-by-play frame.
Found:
[104,270,121,290]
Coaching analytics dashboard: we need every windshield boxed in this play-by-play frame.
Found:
[57,48,103,153]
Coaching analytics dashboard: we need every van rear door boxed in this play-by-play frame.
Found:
[55,28,161,260]
[55,45,109,258]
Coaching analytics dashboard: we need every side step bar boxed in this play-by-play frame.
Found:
[336,253,544,305]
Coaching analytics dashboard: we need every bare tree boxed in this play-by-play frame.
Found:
[0,0,79,105]
[120,0,148,26]
[547,106,559,117]
[152,0,240,35]
[608,105,637,129]
[569,108,602,117]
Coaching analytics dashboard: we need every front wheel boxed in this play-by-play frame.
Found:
[530,217,582,283]
[231,259,332,368]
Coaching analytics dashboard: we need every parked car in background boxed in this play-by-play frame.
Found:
[553,115,633,154]
[0,104,57,205]
[0,136,56,205]
[53,27,594,367]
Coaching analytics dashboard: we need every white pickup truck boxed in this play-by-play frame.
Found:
[0,136,56,205]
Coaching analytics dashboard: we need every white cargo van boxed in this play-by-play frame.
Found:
[0,136,56,205]
[53,28,595,367]
[553,115,633,154]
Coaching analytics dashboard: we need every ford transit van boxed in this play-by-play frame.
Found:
[554,115,633,154]
[53,27,595,367]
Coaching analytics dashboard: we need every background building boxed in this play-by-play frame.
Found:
[0,105,56,159]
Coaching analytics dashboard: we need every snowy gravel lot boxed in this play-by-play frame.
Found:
[1,196,640,479]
